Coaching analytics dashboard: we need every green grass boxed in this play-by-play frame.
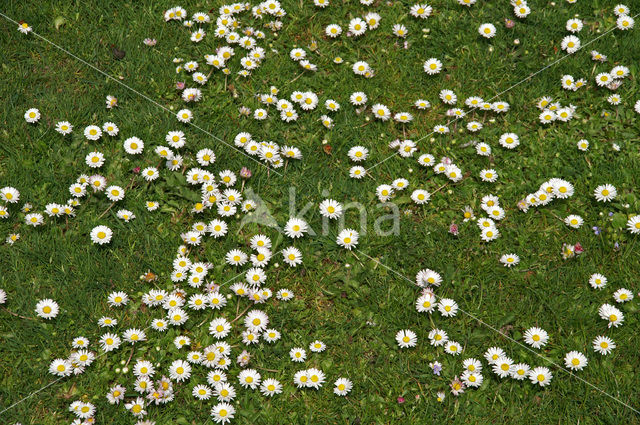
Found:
[1,0,640,424]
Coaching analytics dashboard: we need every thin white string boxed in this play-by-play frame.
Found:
[0,11,282,177]
[365,14,639,173]
[354,248,640,414]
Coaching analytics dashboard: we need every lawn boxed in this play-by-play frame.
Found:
[1,0,639,424]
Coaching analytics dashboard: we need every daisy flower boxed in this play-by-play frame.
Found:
[392,24,408,37]
[106,95,118,109]
[169,359,191,382]
[106,384,126,404]
[371,103,391,120]
[103,122,119,136]
[348,18,367,35]
[263,329,281,343]
[209,318,232,339]
[462,358,482,374]
[35,299,59,319]
[84,125,102,140]
[493,356,514,378]
[612,65,630,79]
[577,139,589,151]
[499,133,519,149]
[98,316,117,327]
[428,328,448,346]
[561,35,580,53]
[99,333,121,351]
[438,298,458,317]
[529,367,552,387]
[284,218,308,238]
[439,89,457,104]
[566,18,583,33]
[107,291,128,307]
[394,112,413,123]
[411,189,431,204]
[598,303,624,328]
[614,4,630,16]
[49,358,72,377]
[238,369,261,389]
[290,347,307,362]
[511,363,530,380]
[349,166,366,179]
[564,351,588,371]
[523,327,548,349]
[475,143,491,156]
[364,12,381,29]
[282,247,303,267]
[564,214,583,229]
[333,378,353,396]
[212,381,235,402]
[593,184,617,202]
[588,273,607,290]
[260,378,283,397]
[85,151,105,168]
[348,146,369,162]
[336,228,359,250]
[123,137,144,155]
[274,289,292,301]
[125,397,146,418]
[319,199,343,219]
[616,15,634,30]
[514,4,530,18]
[307,368,326,389]
[0,187,19,204]
[445,341,462,355]
[626,215,640,234]
[500,253,520,267]
[416,268,442,287]
[480,169,498,182]
[423,57,443,75]
[245,309,269,332]
[595,72,612,87]
[177,109,193,123]
[607,94,622,105]
[481,227,500,242]
[416,292,436,313]
[309,340,326,353]
[55,121,73,135]
[90,225,112,245]
[123,328,146,344]
[18,22,32,34]
[24,108,40,123]
[352,61,370,76]
[106,185,125,202]
[193,384,212,400]
[396,329,417,348]
[461,371,483,387]
[415,99,431,109]
[410,4,432,18]
[485,347,506,364]
[225,249,248,266]
[376,184,394,202]
[350,92,368,105]
[592,335,615,355]
[539,110,556,123]
[478,23,496,38]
